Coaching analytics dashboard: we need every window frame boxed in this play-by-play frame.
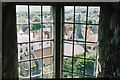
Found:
[15,2,101,79]
[61,3,101,78]
[16,3,56,79]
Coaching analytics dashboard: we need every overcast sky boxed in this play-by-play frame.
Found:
[16,5,100,13]
[16,5,51,12]
[65,6,100,11]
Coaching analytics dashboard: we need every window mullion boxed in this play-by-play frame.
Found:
[60,5,64,78]
[41,5,44,78]
[83,6,89,78]
[54,3,62,78]
[28,5,32,79]
[71,6,76,78]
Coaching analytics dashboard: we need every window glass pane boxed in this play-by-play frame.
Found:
[43,58,53,78]
[74,24,86,41]
[30,26,42,41]
[42,6,53,22]
[73,58,84,76]
[18,61,30,79]
[17,25,29,43]
[63,71,72,78]
[43,57,53,78]
[74,43,84,57]
[85,60,96,77]
[43,57,53,66]
[63,57,72,72]
[30,60,42,79]
[64,24,74,40]
[42,24,53,40]
[30,42,42,59]
[16,5,28,24]
[17,24,22,33]
[86,43,97,60]
[30,6,41,23]
[75,6,87,24]
[64,6,74,23]
[18,43,30,61]
[86,43,97,55]
[88,7,100,24]
[63,41,73,56]
[86,25,98,42]
[43,41,53,57]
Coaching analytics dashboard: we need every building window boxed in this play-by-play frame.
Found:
[16,4,100,79]
[62,6,100,78]
[16,5,54,79]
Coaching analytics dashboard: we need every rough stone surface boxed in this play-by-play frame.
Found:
[98,3,120,78]
[2,3,18,79]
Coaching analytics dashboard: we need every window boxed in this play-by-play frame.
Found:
[16,3,100,79]
[16,5,54,79]
[62,6,100,78]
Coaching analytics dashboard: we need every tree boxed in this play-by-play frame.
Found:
[31,16,46,38]
[63,52,95,78]
[88,20,92,24]
[31,16,45,30]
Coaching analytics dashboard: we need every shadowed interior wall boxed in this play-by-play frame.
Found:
[2,3,18,79]
[98,3,120,78]
[0,1,2,79]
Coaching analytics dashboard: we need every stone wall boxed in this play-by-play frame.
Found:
[2,3,18,79]
[98,3,120,78]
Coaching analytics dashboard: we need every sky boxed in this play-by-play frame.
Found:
[16,5,100,13]
[16,5,51,12]
[64,6,100,11]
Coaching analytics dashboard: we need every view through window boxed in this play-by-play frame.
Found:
[16,4,100,79]
[63,6,100,78]
[16,5,54,79]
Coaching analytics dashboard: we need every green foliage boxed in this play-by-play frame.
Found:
[43,65,53,78]
[19,67,24,76]
[63,72,72,78]
[88,20,93,24]
[32,16,41,22]
[43,65,51,73]
[63,52,96,78]
[31,16,45,30]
